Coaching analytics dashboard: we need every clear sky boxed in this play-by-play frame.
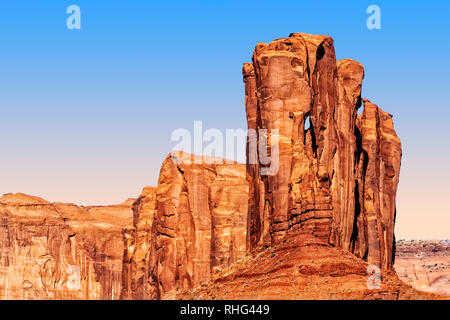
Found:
[0,1,448,239]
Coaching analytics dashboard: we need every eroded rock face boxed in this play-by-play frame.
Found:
[244,33,340,249]
[243,62,269,249]
[352,100,402,269]
[243,32,402,270]
[123,152,248,299]
[0,193,133,300]
[329,59,364,251]
[121,187,157,300]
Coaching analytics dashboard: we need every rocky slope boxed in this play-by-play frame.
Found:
[243,32,401,270]
[175,231,434,300]
[395,240,450,296]
[121,152,248,299]
[0,193,133,299]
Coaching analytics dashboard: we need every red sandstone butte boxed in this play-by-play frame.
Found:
[243,32,402,271]
[121,152,248,299]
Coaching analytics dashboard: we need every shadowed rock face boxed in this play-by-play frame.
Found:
[243,32,402,270]
[243,62,269,250]
[353,100,402,269]
[0,193,133,300]
[121,152,248,299]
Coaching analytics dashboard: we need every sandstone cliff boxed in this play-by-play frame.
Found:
[121,186,157,299]
[0,193,133,299]
[243,32,402,270]
[121,152,248,299]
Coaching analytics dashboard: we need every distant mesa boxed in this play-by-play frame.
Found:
[0,193,51,205]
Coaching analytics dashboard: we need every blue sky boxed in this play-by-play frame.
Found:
[0,1,448,238]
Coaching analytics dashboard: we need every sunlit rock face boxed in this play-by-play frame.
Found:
[120,186,157,300]
[243,32,401,270]
[0,193,133,300]
[0,32,405,301]
[121,152,248,299]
